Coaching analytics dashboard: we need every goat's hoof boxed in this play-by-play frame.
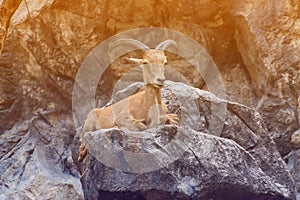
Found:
[134,121,148,130]
[161,113,179,125]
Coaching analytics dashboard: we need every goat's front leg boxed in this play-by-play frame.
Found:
[159,104,179,125]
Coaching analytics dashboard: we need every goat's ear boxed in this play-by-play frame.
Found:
[126,57,144,65]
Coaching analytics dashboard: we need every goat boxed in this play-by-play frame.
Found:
[78,39,179,162]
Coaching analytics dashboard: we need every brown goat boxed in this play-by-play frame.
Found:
[78,39,179,162]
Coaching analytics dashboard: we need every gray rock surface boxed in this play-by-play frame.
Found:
[0,112,83,199]
[288,149,300,200]
[82,126,291,200]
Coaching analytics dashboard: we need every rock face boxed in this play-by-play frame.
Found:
[0,112,83,199]
[0,0,22,54]
[288,129,300,200]
[231,0,300,156]
[288,149,300,200]
[76,82,295,200]
[0,0,299,199]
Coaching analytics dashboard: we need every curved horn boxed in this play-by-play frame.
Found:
[155,39,177,51]
[110,39,150,52]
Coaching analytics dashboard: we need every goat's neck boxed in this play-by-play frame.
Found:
[144,84,162,109]
[144,84,163,126]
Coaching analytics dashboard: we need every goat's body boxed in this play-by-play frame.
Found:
[88,88,167,130]
[78,87,174,161]
[78,39,178,162]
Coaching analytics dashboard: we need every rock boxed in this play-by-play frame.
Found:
[288,149,300,200]
[0,112,83,199]
[77,82,295,199]
[291,130,300,150]
[232,0,300,156]
[232,0,300,92]
[81,127,292,200]
[0,0,22,54]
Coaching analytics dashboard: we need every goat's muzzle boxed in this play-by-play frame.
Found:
[154,77,165,87]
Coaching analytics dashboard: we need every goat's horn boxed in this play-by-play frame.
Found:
[110,39,150,52]
[155,39,177,51]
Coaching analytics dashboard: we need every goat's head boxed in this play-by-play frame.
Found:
[140,49,167,87]
[111,39,177,88]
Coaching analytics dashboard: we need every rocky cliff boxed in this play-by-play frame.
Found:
[0,0,299,199]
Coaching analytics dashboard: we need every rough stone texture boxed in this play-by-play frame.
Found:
[232,0,300,91]
[75,82,295,200]
[0,0,299,199]
[292,129,300,149]
[0,112,83,199]
[288,149,300,200]
[83,127,290,200]
[288,129,300,200]
[0,0,22,54]
[231,0,300,156]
